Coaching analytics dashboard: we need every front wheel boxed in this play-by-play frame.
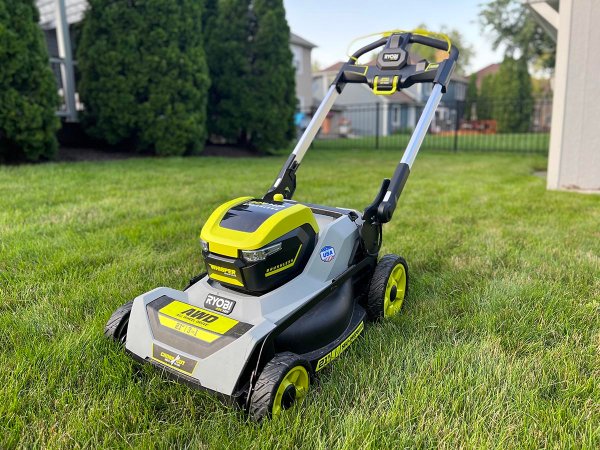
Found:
[249,352,311,422]
[366,254,409,321]
[104,301,133,344]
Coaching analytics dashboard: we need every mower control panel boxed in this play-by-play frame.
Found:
[337,32,458,96]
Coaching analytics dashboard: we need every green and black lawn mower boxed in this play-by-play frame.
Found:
[105,30,459,421]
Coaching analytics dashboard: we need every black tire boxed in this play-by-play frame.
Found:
[104,301,133,344]
[366,254,409,321]
[249,352,311,422]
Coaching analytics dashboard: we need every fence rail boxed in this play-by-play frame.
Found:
[300,97,552,154]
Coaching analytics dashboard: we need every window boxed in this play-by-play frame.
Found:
[291,45,303,75]
[392,106,401,126]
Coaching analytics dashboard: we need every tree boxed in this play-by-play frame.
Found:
[480,0,555,70]
[464,74,478,120]
[0,0,59,163]
[205,0,253,144]
[411,25,474,75]
[492,56,533,133]
[206,0,296,151]
[477,74,497,121]
[247,0,296,150]
[78,0,209,156]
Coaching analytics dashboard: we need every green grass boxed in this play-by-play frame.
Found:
[314,132,550,153]
[1,149,598,448]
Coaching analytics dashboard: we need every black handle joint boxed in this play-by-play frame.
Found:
[263,154,298,201]
[433,47,459,93]
[376,162,411,223]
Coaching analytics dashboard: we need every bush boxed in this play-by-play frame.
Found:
[0,0,59,163]
[77,0,209,156]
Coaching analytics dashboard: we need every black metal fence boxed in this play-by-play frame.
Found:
[301,97,552,154]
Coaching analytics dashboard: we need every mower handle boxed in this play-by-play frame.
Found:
[264,31,458,224]
[349,33,459,65]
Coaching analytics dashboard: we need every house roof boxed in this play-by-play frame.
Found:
[290,33,317,49]
[319,61,345,73]
[472,63,501,88]
[37,0,88,29]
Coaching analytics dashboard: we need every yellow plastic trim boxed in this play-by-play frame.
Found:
[200,199,319,258]
[384,263,407,318]
[210,272,244,287]
[315,321,364,371]
[272,365,309,416]
[373,76,398,95]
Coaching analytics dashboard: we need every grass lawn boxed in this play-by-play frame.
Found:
[1,149,598,448]
[314,132,550,153]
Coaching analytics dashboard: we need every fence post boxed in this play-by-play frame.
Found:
[453,100,461,152]
[375,103,380,149]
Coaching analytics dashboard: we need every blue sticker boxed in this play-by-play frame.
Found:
[320,246,336,262]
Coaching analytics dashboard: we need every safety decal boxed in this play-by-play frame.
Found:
[159,300,239,334]
[319,245,336,262]
[152,343,198,375]
[158,315,220,343]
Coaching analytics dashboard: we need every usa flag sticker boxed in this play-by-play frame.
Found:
[320,246,335,262]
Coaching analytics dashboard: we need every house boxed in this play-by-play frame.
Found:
[290,33,317,112]
[473,63,500,89]
[312,59,468,137]
[35,1,316,123]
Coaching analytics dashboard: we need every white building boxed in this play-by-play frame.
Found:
[526,0,600,192]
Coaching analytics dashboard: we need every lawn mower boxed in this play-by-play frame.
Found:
[105,30,458,421]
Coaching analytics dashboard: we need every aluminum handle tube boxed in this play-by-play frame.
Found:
[400,83,444,168]
[292,85,339,164]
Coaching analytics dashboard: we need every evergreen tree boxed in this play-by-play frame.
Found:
[492,57,533,132]
[0,0,59,162]
[464,74,478,120]
[205,0,253,143]
[206,0,296,151]
[78,0,209,155]
[477,74,496,121]
[247,0,296,150]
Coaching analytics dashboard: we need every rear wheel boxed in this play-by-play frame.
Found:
[104,301,133,344]
[366,254,409,321]
[249,352,311,422]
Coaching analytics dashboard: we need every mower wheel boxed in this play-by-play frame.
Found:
[249,352,311,422]
[104,301,133,344]
[366,254,409,321]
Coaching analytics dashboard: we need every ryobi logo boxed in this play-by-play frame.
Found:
[204,294,236,315]
[383,53,400,61]
[320,246,335,262]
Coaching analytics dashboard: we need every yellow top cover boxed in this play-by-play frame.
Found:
[200,197,319,258]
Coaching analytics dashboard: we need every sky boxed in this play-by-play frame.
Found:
[283,0,503,73]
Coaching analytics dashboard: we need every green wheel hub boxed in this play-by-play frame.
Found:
[272,365,309,416]
[384,263,406,318]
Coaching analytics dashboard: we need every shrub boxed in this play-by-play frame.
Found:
[77,0,209,156]
[0,0,59,163]
[205,0,296,151]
